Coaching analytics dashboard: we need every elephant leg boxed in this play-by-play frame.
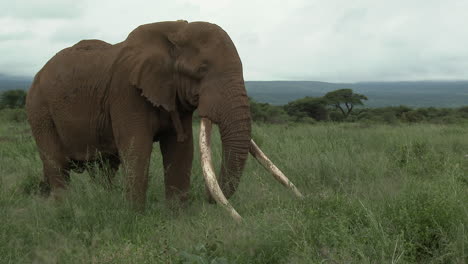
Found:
[170,110,187,142]
[30,116,70,196]
[160,112,193,203]
[113,126,153,211]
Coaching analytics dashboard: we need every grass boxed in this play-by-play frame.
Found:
[0,109,467,263]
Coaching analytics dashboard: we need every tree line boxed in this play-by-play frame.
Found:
[0,89,26,109]
[250,88,468,124]
[2,88,468,124]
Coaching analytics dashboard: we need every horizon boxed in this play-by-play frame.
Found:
[1,72,468,108]
[1,73,468,84]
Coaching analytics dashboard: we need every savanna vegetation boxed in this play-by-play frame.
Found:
[0,88,467,263]
[0,89,26,110]
[250,89,468,125]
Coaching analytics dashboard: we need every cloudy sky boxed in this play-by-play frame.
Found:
[1,0,467,82]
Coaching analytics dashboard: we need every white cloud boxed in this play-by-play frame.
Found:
[1,0,467,81]
[0,0,85,19]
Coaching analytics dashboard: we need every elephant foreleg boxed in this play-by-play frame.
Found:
[160,112,193,203]
[170,110,187,142]
[113,125,153,211]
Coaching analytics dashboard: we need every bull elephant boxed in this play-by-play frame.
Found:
[26,20,302,220]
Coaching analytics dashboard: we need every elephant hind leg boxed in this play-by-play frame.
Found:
[42,157,70,197]
[30,115,70,197]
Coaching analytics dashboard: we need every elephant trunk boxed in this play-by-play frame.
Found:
[217,95,251,199]
[198,80,251,202]
[199,82,304,221]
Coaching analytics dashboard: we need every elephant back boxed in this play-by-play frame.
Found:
[71,39,112,51]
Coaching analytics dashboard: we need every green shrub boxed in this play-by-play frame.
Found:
[402,111,425,123]
[0,89,27,109]
[457,106,468,118]
[284,96,329,121]
[382,111,399,124]
[295,116,316,124]
[0,108,28,123]
[329,111,345,122]
[250,98,291,123]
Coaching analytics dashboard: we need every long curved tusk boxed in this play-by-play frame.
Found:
[199,118,243,222]
[249,139,304,199]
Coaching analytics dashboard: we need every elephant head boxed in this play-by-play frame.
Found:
[116,21,302,220]
[168,22,252,202]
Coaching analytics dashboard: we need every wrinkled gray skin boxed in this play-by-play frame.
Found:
[26,21,251,209]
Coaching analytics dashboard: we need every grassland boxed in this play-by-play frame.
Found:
[1,109,467,263]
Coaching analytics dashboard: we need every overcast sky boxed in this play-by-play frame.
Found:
[1,0,467,82]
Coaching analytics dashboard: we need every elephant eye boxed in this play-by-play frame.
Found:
[197,63,209,76]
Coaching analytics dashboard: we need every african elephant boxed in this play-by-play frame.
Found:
[26,20,302,220]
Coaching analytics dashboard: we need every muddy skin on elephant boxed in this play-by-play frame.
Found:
[26,20,303,220]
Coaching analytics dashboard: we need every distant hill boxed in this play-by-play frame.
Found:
[246,81,468,107]
[0,74,32,92]
[1,74,467,107]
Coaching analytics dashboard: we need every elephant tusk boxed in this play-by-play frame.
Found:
[199,118,243,222]
[249,139,304,199]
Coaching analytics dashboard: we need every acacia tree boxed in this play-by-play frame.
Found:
[324,89,367,118]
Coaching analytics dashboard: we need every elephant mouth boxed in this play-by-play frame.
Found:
[199,118,304,221]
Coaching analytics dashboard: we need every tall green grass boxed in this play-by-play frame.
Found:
[1,113,467,263]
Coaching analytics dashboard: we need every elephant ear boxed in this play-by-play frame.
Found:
[128,50,176,112]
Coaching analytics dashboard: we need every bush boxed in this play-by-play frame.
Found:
[250,98,290,123]
[0,89,27,109]
[284,96,329,121]
[329,111,345,122]
[0,108,28,123]
[456,106,468,119]
[295,116,316,124]
[402,111,425,123]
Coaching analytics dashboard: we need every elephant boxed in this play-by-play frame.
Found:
[26,20,302,220]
